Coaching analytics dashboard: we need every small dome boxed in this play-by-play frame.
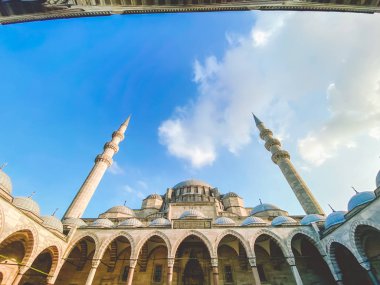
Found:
[272,216,298,226]
[300,214,325,225]
[90,218,114,228]
[62,218,87,228]
[42,215,63,233]
[173,179,212,189]
[13,197,40,216]
[0,169,12,194]
[376,170,380,188]
[325,211,347,229]
[241,216,267,226]
[223,192,239,198]
[106,205,135,217]
[348,191,376,211]
[149,218,171,227]
[118,218,143,227]
[214,217,235,225]
[179,209,206,219]
[145,194,163,200]
[250,203,281,215]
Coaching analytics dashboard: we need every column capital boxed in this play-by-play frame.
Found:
[167,258,175,267]
[286,256,296,266]
[91,259,101,268]
[359,260,372,271]
[129,259,138,268]
[211,258,218,267]
[248,257,257,267]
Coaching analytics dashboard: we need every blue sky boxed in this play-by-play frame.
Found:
[0,11,379,219]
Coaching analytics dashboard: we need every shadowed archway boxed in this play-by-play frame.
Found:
[55,236,96,285]
[254,234,296,284]
[291,233,335,284]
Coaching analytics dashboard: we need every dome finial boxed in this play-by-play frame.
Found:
[259,198,263,205]
[351,186,359,194]
[28,191,36,198]
[328,204,335,212]
[124,200,127,206]
[0,163,7,170]
[52,208,59,216]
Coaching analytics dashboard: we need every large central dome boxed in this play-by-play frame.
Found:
[173,179,213,189]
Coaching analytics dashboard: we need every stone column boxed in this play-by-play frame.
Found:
[361,260,380,285]
[211,258,219,285]
[167,258,174,285]
[248,258,261,285]
[85,260,100,285]
[287,257,303,285]
[12,265,28,285]
[126,259,137,285]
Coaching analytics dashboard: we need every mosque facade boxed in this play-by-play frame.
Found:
[0,116,380,285]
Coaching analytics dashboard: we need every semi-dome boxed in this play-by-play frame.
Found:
[223,192,239,198]
[0,169,12,194]
[173,179,212,189]
[13,197,40,216]
[272,216,298,226]
[179,209,206,219]
[348,191,376,211]
[376,170,380,188]
[106,205,135,217]
[62,218,87,228]
[300,214,325,225]
[149,218,171,227]
[145,194,163,200]
[324,211,347,229]
[241,216,267,226]
[250,203,281,215]
[214,217,235,225]
[42,215,63,233]
[118,218,143,227]
[90,218,114,228]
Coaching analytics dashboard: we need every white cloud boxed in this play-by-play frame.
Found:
[122,184,146,200]
[109,161,124,175]
[159,12,380,168]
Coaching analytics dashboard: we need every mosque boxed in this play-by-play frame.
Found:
[0,115,379,285]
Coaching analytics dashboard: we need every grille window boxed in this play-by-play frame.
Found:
[153,264,163,283]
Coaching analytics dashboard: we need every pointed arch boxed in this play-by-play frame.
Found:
[63,232,100,259]
[133,231,171,260]
[251,229,291,257]
[171,230,214,258]
[0,228,37,266]
[95,231,135,260]
[287,228,325,256]
[350,220,380,261]
[215,229,253,257]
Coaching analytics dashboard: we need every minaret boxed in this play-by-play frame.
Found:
[63,116,131,219]
[253,114,324,215]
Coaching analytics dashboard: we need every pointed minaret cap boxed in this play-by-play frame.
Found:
[252,113,263,126]
[117,115,131,134]
[123,115,131,126]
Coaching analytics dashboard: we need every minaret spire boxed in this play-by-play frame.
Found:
[252,114,324,215]
[63,116,131,219]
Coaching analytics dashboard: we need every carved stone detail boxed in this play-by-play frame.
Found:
[271,150,291,164]
[95,154,113,166]
[104,142,119,153]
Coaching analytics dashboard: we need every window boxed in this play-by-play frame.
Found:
[153,265,163,283]
[257,264,267,282]
[224,265,233,283]
[121,266,129,281]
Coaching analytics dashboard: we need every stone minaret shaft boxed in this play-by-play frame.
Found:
[253,115,324,215]
[63,116,131,219]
